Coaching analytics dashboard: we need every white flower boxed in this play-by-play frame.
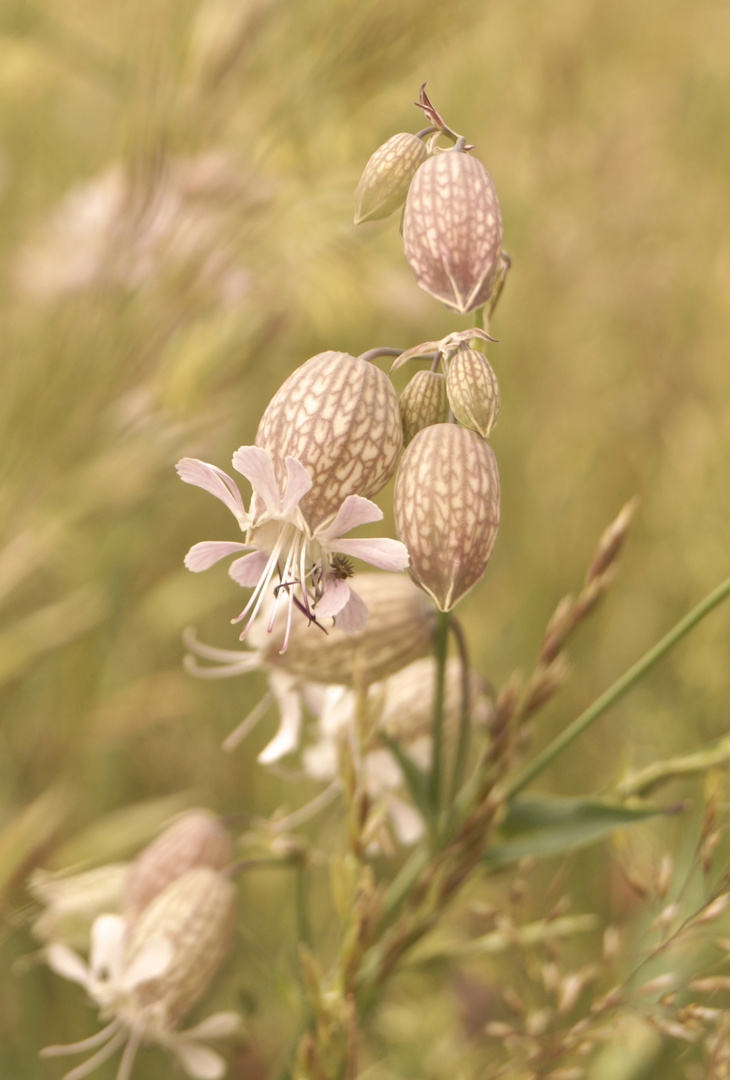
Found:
[177,445,409,649]
[41,913,239,1080]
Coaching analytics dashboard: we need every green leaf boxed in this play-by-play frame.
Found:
[380,731,435,823]
[484,794,672,868]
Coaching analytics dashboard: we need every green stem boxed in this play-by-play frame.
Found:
[430,610,450,811]
[448,617,471,804]
[506,574,730,800]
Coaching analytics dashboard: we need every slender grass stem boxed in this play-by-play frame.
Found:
[448,617,471,804]
[506,574,730,800]
[430,610,450,811]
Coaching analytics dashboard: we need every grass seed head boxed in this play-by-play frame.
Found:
[394,423,500,610]
[399,369,450,444]
[354,133,429,224]
[446,348,500,437]
[402,149,504,314]
[256,351,402,531]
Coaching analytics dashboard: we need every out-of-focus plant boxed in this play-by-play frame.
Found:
[3,19,730,1079]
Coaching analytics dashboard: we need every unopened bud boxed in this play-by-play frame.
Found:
[399,370,449,444]
[259,572,436,685]
[379,656,491,742]
[403,149,503,314]
[446,349,500,437]
[128,867,235,1028]
[255,351,402,530]
[394,423,500,610]
[354,133,428,224]
[124,809,233,921]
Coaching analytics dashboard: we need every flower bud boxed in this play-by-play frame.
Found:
[446,349,500,437]
[378,657,492,743]
[257,572,436,685]
[399,370,450,444]
[123,809,233,921]
[255,351,402,531]
[127,867,235,1028]
[354,133,429,224]
[394,423,500,610]
[402,149,503,314]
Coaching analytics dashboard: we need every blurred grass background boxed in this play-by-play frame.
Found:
[1,0,730,1077]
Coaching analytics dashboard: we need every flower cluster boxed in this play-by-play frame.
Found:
[353,85,508,316]
[39,814,239,1080]
[178,352,409,650]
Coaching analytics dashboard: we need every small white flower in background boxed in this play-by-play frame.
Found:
[177,445,409,649]
[183,573,437,764]
[41,868,239,1080]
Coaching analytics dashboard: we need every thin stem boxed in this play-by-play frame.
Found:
[295,864,311,947]
[506,574,730,800]
[415,126,439,140]
[448,617,471,804]
[430,610,450,811]
[357,347,405,363]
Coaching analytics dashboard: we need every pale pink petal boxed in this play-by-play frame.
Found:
[228,550,269,586]
[231,446,280,515]
[317,495,383,541]
[182,1013,241,1040]
[45,944,91,990]
[257,676,301,763]
[176,459,248,527]
[334,588,369,633]
[387,796,425,845]
[185,541,251,572]
[167,1039,226,1080]
[89,914,126,981]
[120,935,172,991]
[281,457,313,518]
[330,537,410,572]
[314,576,350,618]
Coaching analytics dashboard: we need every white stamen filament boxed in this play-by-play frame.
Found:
[41,1019,124,1059]
[222,692,273,752]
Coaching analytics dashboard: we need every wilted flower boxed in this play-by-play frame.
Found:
[394,423,500,610]
[402,147,503,314]
[354,133,429,224]
[42,868,238,1080]
[184,573,437,763]
[446,348,500,437]
[29,865,129,950]
[124,810,233,921]
[399,370,450,445]
[177,445,409,648]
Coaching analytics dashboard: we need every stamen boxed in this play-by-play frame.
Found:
[115,1029,142,1080]
[41,1020,123,1058]
[270,780,342,833]
[222,692,274,752]
[51,1026,128,1080]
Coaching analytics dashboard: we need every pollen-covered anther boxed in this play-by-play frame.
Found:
[354,133,429,224]
[399,370,450,444]
[128,867,236,1029]
[394,423,500,611]
[446,349,500,437]
[255,351,403,531]
[124,809,233,922]
[402,149,504,314]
